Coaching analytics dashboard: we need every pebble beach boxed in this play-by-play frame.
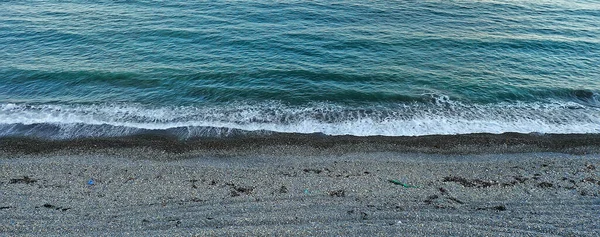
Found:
[1,133,599,236]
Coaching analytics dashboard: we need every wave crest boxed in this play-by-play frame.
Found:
[1,98,599,139]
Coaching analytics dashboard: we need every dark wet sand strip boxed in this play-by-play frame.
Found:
[2,132,600,157]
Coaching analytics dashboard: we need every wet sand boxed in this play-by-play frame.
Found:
[1,133,599,236]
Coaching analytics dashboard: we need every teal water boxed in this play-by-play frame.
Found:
[1,0,600,139]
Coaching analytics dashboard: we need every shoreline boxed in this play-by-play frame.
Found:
[2,132,600,157]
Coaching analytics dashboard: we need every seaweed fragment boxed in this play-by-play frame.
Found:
[442,176,497,188]
[328,189,345,197]
[9,176,37,184]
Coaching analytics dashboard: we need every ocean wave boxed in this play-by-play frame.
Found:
[3,68,599,106]
[1,98,599,139]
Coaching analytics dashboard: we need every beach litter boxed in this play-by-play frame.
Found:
[388,179,419,188]
[87,178,95,186]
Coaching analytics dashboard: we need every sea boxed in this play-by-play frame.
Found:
[1,0,599,140]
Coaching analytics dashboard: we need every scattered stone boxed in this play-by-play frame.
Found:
[586,164,595,170]
[279,185,288,194]
[9,176,37,184]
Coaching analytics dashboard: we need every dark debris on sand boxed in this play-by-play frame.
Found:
[443,175,532,188]
[226,182,254,197]
[476,205,507,211]
[424,187,465,209]
[328,189,346,197]
[38,203,70,211]
[537,182,554,188]
[443,176,498,188]
[9,176,37,184]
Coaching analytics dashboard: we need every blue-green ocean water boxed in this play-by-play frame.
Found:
[1,0,600,139]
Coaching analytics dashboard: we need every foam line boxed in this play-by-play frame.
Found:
[1,99,599,139]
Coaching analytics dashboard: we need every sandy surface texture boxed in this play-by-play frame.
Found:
[1,144,599,236]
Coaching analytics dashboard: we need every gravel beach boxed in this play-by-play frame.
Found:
[1,133,599,236]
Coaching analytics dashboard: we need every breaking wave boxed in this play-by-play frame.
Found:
[1,97,599,140]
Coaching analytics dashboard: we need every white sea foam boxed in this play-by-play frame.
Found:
[1,99,599,139]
